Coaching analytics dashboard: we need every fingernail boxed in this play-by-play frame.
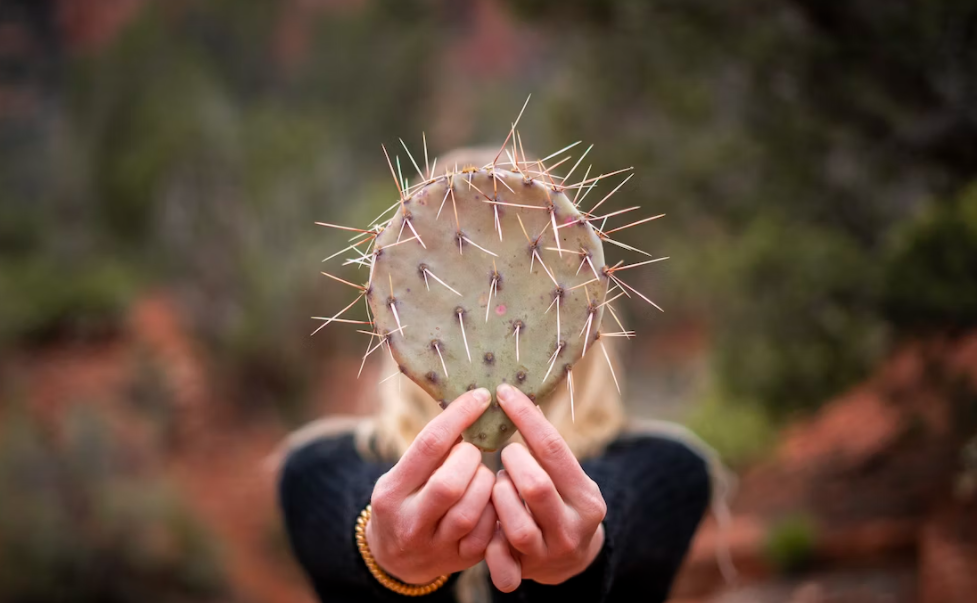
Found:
[497,383,514,403]
[472,387,491,405]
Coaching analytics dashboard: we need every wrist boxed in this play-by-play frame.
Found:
[363,508,418,584]
[357,504,449,595]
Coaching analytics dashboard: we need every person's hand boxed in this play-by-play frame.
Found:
[485,383,607,592]
[367,388,498,585]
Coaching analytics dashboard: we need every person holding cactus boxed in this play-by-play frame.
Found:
[277,145,728,601]
[276,339,722,602]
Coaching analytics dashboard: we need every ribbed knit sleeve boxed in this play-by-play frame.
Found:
[278,434,460,602]
[491,435,711,603]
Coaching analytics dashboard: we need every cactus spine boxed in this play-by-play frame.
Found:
[314,101,665,451]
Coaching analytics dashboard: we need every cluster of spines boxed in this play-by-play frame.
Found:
[313,97,669,417]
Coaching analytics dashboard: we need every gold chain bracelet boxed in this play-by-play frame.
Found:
[355,504,450,597]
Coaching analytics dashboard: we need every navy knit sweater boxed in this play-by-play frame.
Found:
[278,432,710,602]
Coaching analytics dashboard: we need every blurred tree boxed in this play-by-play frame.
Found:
[4,0,977,421]
[505,0,977,415]
[1,0,442,418]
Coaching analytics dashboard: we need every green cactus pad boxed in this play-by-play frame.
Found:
[368,168,606,451]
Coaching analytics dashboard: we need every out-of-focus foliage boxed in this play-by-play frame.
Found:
[72,1,439,416]
[710,219,886,417]
[684,388,776,468]
[0,256,138,344]
[764,512,818,574]
[882,184,977,334]
[0,0,441,418]
[506,0,977,417]
[0,404,226,602]
[3,0,977,423]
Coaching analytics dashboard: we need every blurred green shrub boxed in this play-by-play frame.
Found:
[503,0,924,420]
[62,2,437,419]
[764,513,817,574]
[0,404,226,602]
[684,389,776,469]
[882,184,977,334]
[0,256,138,345]
[8,0,977,427]
[710,218,887,419]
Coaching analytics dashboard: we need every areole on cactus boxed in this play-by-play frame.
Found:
[314,99,666,451]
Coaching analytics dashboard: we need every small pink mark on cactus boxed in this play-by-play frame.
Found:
[564,216,575,224]
[495,304,507,316]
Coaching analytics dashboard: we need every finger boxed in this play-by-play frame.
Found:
[485,525,521,593]
[415,442,482,528]
[436,464,495,543]
[492,470,544,557]
[387,388,491,494]
[500,443,567,536]
[458,499,497,561]
[496,383,589,501]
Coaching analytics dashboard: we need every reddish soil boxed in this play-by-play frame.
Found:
[673,332,977,603]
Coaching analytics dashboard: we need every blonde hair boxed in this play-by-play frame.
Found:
[364,337,627,462]
[272,336,627,465]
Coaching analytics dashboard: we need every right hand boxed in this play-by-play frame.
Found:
[366,387,497,584]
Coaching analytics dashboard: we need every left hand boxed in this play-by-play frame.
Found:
[484,383,607,592]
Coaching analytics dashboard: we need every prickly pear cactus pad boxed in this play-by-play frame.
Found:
[314,101,667,451]
[370,169,607,451]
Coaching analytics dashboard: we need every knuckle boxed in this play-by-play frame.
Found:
[594,496,607,521]
[538,432,567,459]
[514,403,539,426]
[396,519,421,548]
[429,478,465,505]
[508,523,538,549]
[415,427,449,459]
[552,529,578,556]
[447,508,479,535]
[579,485,607,524]
[521,477,551,504]
[471,539,490,558]
[371,477,396,513]
[459,532,489,560]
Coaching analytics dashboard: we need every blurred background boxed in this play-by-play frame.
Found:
[1,1,976,601]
